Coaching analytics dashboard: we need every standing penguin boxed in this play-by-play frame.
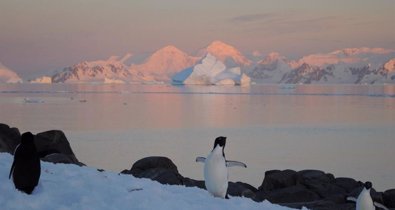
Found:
[9,132,41,194]
[347,181,389,210]
[196,136,246,199]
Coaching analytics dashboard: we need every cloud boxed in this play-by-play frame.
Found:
[230,13,276,23]
[229,12,343,35]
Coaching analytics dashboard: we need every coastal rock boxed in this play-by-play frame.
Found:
[296,170,334,185]
[123,156,184,185]
[283,200,355,210]
[255,184,320,203]
[384,189,395,208]
[35,130,83,165]
[182,177,205,189]
[41,153,81,165]
[127,156,179,175]
[334,177,362,193]
[228,182,257,198]
[259,169,297,191]
[0,124,82,166]
[0,123,21,153]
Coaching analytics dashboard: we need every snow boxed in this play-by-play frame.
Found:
[199,41,251,66]
[51,56,131,83]
[30,76,52,84]
[129,45,198,82]
[247,52,292,83]
[384,58,395,72]
[0,62,23,83]
[104,77,126,84]
[172,54,251,86]
[0,153,300,210]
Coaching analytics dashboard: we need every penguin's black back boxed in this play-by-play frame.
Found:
[10,132,41,194]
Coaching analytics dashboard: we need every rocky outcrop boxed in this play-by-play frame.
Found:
[254,169,395,210]
[34,130,83,165]
[0,123,21,153]
[122,158,395,210]
[121,156,184,185]
[0,123,83,166]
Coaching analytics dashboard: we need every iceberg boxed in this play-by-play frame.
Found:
[172,54,251,86]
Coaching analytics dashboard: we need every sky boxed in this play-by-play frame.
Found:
[0,0,394,79]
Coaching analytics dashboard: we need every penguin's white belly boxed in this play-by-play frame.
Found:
[204,155,228,198]
[357,192,374,210]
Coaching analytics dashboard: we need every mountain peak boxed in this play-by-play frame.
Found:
[202,40,251,66]
[0,62,23,83]
[130,45,198,81]
[259,52,286,64]
[384,58,395,72]
[157,45,182,52]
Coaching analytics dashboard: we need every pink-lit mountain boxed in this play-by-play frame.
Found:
[35,41,395,85]
[0,62,22,83]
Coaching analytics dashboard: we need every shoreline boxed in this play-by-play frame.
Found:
[1,123,394,210]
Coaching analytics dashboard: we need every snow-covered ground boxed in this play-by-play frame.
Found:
[0,153,299,210]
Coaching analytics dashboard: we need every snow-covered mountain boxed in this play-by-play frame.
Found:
[247,53,293,83]
[199,41,252,67]
[0,62,22,83]
[247,48,395,84]
[32,42,395,85]
[172,53,251,86]
[51,55,132,83]
[129,45,198,82]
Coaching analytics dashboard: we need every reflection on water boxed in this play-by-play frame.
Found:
[0,84,394,191]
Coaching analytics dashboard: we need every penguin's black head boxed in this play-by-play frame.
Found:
[364,181,372,190]
[21,132,34,145]
[213,136,226,149]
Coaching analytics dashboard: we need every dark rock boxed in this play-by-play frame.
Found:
[128,156,179,176]
[334,177,362,193]
[255,184,320,203]
[305,181,347,199]
[297,170,334,185]
[138,168,184,185]
[182,177,205,189]
[0,123,21,153]
[41,153,84,166]
[228,182,257,198]
[259,169,297,191]
[282,200,355,210]
[120,169,132,175]
[35,130,82,165]
[384,189,395,208]
[125,156,183,185]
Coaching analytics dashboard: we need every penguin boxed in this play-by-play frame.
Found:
[346,181,389,210]
[196,136,247,199]
[9,132,41,194]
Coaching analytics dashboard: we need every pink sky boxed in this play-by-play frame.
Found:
[0,0,394,78]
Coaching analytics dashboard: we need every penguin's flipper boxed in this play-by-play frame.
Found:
[196,157,206,163]
[374,202,389,210]
[226,160,247,168]
[9,161,15,179]
[346,196,357,202]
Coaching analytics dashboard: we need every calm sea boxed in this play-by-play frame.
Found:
[1,84,394,191]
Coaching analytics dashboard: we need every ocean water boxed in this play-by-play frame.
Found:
[0,84,394,191]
